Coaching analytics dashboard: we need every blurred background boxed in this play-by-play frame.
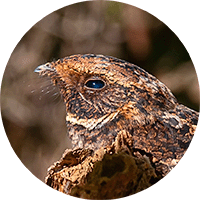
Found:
[1,0,199,182]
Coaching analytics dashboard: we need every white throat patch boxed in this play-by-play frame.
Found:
[66,110,119,131]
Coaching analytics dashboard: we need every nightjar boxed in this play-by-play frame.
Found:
[35,54,198,174]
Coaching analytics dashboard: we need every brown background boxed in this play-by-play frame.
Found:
[1,1,199,181]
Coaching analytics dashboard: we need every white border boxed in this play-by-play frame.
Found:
[0,1,199,200]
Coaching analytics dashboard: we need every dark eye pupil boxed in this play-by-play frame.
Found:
[85,79,105,89]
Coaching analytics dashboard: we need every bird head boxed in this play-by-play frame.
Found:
[35,54,177,131]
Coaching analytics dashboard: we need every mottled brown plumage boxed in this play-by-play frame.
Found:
[35,54,198,175]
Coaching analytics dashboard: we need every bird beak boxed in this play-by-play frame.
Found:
[34,63,54,75]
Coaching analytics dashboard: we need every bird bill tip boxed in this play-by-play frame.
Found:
[34,65,42,73]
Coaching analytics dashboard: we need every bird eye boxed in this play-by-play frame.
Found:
[85,79,105,89]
